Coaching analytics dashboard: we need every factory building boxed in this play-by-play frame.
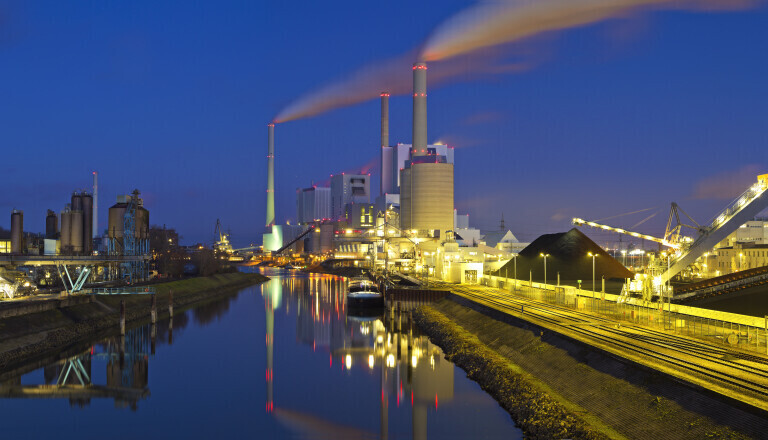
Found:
[296,186,331,224]
[381,143,454,196]
[330,173,370,220]
[717,218,768,247]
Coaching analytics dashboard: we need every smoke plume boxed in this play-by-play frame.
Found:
[275,0,754,123]
[273,47,531,123]
[422,0,754,61]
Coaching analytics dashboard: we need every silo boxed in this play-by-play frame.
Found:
[71,192,83,212]
[70,210,84,254]
[82,192,93,253]
[60,207,72,254]
[10,210,23,254]
[45,210,58,239]
[409,163,454,236]
[137,205,150,240]
[108,202,127,251]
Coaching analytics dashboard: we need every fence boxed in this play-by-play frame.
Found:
[481,275,768,355]
[89,286,156,295]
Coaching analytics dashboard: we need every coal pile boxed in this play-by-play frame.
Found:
[493,228,633,284]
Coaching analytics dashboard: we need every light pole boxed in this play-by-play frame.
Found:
[513,253,518,291]
[588,252,598,301]
[540,253,549,290]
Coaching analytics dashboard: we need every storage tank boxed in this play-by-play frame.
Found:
[401,163,454,236]
[71,192,83,212]
[108,203,126,241]
[137,205,149,240]
[46,209,58,239]
[10,210,23,254]
[70,210,84,254]
[60,206,72,253]
[82,192,93,253]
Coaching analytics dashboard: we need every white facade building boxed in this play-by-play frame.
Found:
[331,174,371,220]
[296,186,331,224]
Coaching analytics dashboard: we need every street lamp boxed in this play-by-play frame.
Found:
[513,253,518,291]
[540,253,549,289]
[588,252,598,301]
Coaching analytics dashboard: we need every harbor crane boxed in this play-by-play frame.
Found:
[575,174,768,300]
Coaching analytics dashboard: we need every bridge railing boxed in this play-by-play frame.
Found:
[89,287,156,295]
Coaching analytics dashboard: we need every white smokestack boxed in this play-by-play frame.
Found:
[412,62,427,157]
[266,123,275,227]
[381,92,389,148]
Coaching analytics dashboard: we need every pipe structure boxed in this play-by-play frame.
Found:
[266,123,276,227]
[93,171,98,239]
[412,62,427,157]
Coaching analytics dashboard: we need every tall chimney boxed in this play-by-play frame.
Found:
[412,62,428,157]
[380,92,392,197]
[266,123,276,227]
[92,171,98,239]
[381,92,389,148]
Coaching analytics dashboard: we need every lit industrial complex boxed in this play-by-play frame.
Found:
[257,58,768,307]
[0,173,152,298]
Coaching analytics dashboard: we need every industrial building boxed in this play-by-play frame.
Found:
[296,186,331,224]
[0,181,152,298]
[330,173,371,220]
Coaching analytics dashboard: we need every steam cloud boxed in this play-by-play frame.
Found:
[275,0,754,123]
[422,0,753,61]
[274,48,529,123]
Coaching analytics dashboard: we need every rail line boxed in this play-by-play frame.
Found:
[435,282,768,405]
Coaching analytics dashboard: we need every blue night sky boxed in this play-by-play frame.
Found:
[1,0,767,247]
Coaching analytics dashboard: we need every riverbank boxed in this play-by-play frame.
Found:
[414,297,765,440]
[0,272,268,373]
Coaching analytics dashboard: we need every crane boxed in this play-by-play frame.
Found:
[572,218,681,249]
[575,174,768,301]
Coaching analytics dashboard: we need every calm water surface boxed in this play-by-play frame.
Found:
[0,269,521,439]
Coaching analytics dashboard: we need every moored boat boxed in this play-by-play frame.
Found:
[347,276,384,307]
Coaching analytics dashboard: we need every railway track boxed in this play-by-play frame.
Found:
[434,282,768,405]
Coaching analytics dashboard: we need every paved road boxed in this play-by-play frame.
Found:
[432,280,768,413]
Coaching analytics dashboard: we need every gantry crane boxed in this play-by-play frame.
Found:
[575,174,768,300]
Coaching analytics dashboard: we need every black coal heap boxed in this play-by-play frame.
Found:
[495,228,633,283]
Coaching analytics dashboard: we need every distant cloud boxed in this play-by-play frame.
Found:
[692,164,765,200]
[551,211,567,222]
[461,111,505,126]
[432,134,483,149]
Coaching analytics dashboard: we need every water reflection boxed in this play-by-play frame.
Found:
[0,325,151,409]
[263,272,454,440]
[0,292,243,411]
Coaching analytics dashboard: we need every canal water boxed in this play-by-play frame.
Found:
[0,269,522,439]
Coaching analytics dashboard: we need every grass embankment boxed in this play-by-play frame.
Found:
[413,305,607,440]
[416,298,762,440]
[0,272,268,372]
